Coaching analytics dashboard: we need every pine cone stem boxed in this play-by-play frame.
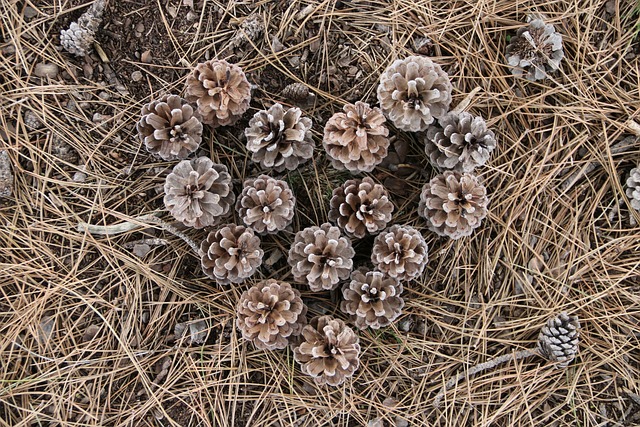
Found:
[433,349,538,408]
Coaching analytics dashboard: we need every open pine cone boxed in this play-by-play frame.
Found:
[371,225,428,281]
[341,268,404,330]
[293,315,360,386]
[236,279,307,350]
[288,223,355,291]
[626,167,640,212]
[60,0,104,56]
[323,101,390,172]
[236,175,295,234]
[245,103,314,172]
[505,18,564,81]
[328,177,394,239]
[536,312,580,368]
[425,111,496,173]
[200,224,263,285]
[137,94,203,161]
[377,56,452,132]
[418,171,488,239]
[185,59,251,127]
[163,157,235,229]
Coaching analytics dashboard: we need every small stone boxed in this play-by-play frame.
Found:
[23,6,37,19]
[98,91,110,101]
[131,71,143,81]
[132,243,151,258]
[83,63,94,79]
[72,171,87,182]
[140,50,152,63]
[34,62,59,78]
[135,22,144,34]
[92,113,103,122]
[271,36,285,52]
[186,10,197,21]
[82,325,100,342]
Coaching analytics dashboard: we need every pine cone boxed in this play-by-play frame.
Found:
[288,223,355,291]
[505,18,564,81]
[137,94,203,161]
[371,225,428,281]
[200,224,263,285]
[60,0,105,56]
[163,157,235,229]
[418,171,488,239]
[626,167,640,212]
[425,111,497,173]
[24,111,42,130]
[0,150,13,199]
[377,56,452,132]
[245,103,314,172]
[185,59,251,127]
[323,101,390,172]
[341,268,404,330]
[328,177,394,238]
[282,82,310,101]
[236,279,307,350]
[293,315,360,386]
[536,312,580,368]
[236,175,296,234]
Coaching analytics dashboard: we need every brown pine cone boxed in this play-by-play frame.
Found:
[245,103,314,172]
[505,18,564,81]
[236,279,307,350]
[377,56,452,132]
[236,175,295,234]
[425,111,496,173]
[293,315,360,386]
[200,224,263,285]
[537,312,580,368]
[328,177,394,239]
[341,268,404,330]
[371,225,428,281]
[626,167,640,212]
[163,157,235,229]
[418,170,488,239]
[288,223,355,291]
[185,59,251,127]
[137,94,203,161]
[323,101,390,173]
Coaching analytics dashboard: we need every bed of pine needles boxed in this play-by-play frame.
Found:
[1,0,640,426]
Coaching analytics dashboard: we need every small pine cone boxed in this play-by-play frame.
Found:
[230,14,264,48]
[371,225,428,281]
[626,167,640,212]
[328,177,394,238]
[323,101,390,173]
[163,157,235,229]
[288,223,355,291]
[536,312,580,368]
[0,150,13,199]
[59,0,104,56]
[418,171,488,239]
[282,83,310,101]
[425,111,497,173]
[245,103,314,172]
[137,94,203,161]
[341,268,404,330]
[377,56,452,132]
[236,279,307,350]
[505,18,564,81]
[236,175,296,234]
[293,315,360,386]
[200,224,263,285]
[185,59,251,128]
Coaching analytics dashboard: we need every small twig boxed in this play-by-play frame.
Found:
[122,238,168,249]
[432,348,537,408]
[77,213,202,257]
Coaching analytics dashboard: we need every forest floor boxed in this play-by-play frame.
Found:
[1,0,640,426]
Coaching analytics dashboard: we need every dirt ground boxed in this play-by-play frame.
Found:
[1,0,640,426]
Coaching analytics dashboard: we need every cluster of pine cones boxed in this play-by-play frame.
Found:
[129,19,585,384]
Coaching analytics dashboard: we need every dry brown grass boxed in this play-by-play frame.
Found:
[1,0,640,426]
